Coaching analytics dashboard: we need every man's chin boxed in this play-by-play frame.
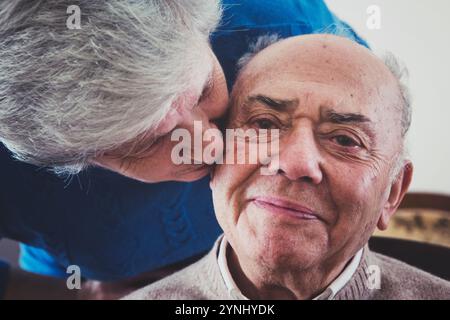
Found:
[240,230,327,267]
[251,245,324,272]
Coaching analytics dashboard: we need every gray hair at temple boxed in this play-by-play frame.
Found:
[0,0,221,174]
[237,33,412,179]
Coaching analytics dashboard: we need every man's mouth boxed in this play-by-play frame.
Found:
[250,196,321,221]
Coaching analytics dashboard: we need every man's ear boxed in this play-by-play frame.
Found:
[377,161,414,230]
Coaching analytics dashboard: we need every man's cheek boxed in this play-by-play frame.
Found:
[210,164,227,188]
[212,163,257,199]
[331,168,383,237]
[210,164,236,199]
[333,164,376,199]
[213,164,245,187]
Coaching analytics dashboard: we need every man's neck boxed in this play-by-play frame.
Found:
[227,245,355,300]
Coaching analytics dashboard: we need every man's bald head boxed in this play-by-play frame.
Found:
[233,34,411,139]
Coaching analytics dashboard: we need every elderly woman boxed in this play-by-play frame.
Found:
[0,0,366,299]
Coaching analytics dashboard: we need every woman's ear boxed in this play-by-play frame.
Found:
[377,161,414,230]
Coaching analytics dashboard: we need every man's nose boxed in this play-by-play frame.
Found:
[277,125,323,184]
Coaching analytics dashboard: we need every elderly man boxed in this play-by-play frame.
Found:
[125,34,450,300]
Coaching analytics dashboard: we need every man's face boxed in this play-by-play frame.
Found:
[211,35,411,275]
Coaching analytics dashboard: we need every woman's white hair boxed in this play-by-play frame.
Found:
[0,0,221,174]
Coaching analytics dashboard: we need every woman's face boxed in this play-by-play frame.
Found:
[94,47,228,183]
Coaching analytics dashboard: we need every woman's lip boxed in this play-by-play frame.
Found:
[251,196,320,220]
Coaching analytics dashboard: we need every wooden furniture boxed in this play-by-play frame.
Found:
[370,193,450,280]
[373,192,450,248]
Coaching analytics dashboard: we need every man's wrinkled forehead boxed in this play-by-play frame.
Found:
[229,34,401,129]
[236,35,390,91]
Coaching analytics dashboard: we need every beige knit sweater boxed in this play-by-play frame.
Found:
[124,237,450,300]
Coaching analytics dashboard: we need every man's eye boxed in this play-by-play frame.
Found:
[332,135,361,148]
[251,118,279,130]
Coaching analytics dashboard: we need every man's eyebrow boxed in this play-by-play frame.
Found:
[246,94,298,110]
[322,109,376,137]
[322,109,372,124]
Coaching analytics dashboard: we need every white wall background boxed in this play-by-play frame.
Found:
[326,0,450,194]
